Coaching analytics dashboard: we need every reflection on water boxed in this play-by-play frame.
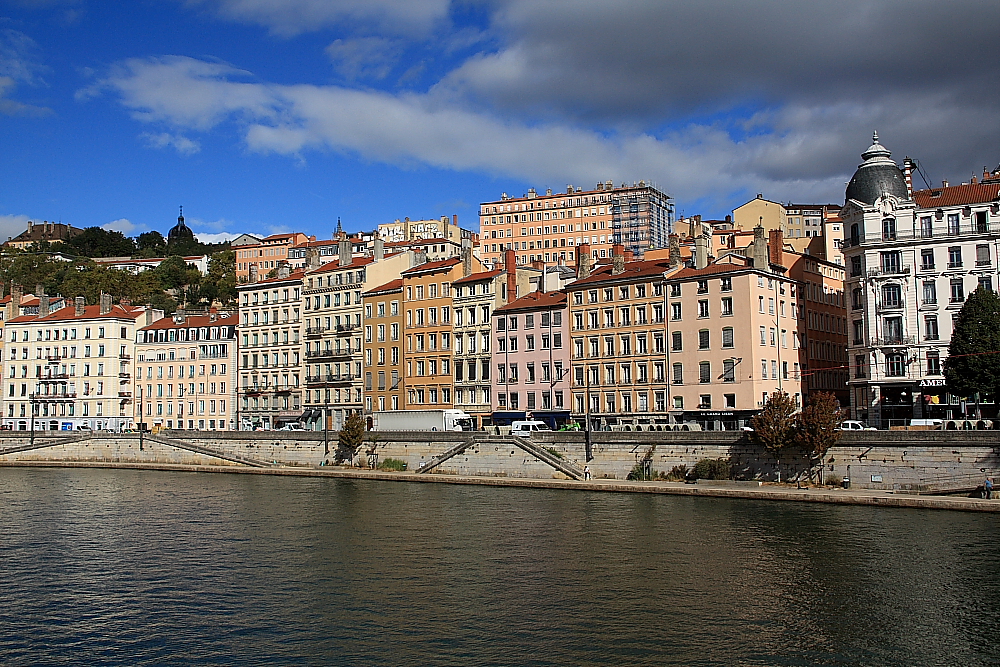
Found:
[0,468,998,666]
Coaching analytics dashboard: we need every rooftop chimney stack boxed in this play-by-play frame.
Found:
[505,249,517,302]
[461,240,473,277]
[145,306,155,326]
[11,283,23,313]
[209,307,217,323]
[538,263,546,293]
[577,243,592,279]
[338,237,352,267]
[694,235,709,270]
[373,236,384,262]
[611,244,625,275]
[75,296,85,316]
[39,294,50,318]
[277,264,290,279]
[99,292,112,315]
[752,225,769,270]
[768,229,784,268]
[668,235,681,267]
[306,246,320,270]
[249,265,259,283]
[903,157,915,197]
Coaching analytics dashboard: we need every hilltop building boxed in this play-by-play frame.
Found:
[5,221,82,250]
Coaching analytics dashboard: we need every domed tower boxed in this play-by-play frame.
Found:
[845,131,910,206]
[168,206,195,244]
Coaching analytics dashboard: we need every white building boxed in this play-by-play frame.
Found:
[842,133,1000,426]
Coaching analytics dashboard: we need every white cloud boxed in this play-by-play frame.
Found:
[185,0,451,37]
[0,214,31,241]
[141,131,201,155]
[195,231,239,243]
[0,29,52,116]
[101,218,139,233]
[325,37,401,81]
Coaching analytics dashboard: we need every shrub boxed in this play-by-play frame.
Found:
[544,446,564,459]
[665,465,689,481]
[693,458,731,480]
[626,462,657,481]
[378,458,407,472]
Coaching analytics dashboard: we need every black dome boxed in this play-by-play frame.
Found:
[845,163,909,205]
[168,208,195,243]
[844,132,910,205]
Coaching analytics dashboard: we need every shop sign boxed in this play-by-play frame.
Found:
[919,379,946,387]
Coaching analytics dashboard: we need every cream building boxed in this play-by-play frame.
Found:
[4,295,159,432]
[135,309,237,431]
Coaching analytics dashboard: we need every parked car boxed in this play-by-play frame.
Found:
[839,420,876,431]
[277,423,308,431]
[511,420,552,438]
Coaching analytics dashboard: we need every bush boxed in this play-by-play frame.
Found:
[379,458,407,472]
[626,462,657,481]
[544,446,564,459]
[665,465,689,481]
[693,458,731,480]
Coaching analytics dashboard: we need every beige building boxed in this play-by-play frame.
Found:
[135,309,237,431]
[377,215,465,244]
[4,295,158,432]
[237,268,304,430]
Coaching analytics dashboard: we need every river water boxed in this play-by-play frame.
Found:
[0,468,998,666]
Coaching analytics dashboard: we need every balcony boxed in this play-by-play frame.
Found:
[868,266,910,278]
[38,373,70,381]
[947,262,964,270]
[243,385,265,394]
[118,391,132,398]
[872,336,916,347]
[30,392,76,401]
[306,326,328,337]
[977,260,993,267]
[46,355,62,363]
[335,324,357,335]
[119,354,131,360]
[305,349,353,360]
[844,222,996,248]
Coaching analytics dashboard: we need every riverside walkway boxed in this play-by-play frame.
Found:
[3,460,998,513]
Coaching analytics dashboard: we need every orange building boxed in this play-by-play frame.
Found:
[235,232,311,282]
[479,181,674,269]
[362,279,404,414]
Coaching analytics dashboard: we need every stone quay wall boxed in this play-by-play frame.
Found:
[0,430,996,492]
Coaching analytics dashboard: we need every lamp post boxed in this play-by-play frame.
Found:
[584,366,593,462]
[138,385,143,451]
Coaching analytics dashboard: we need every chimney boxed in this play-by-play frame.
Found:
[942,180,949,188]
[175,308,186,324]
[306,246,320,270]
[538,264,546,293]
[694,235,709,270]
[668,235,681,268]
[611,245,625,275]
[505,249,517,302]
[577,243,592,279]
[75,296,85,316]
[39,294,50,318]
[27,220,33,234]
[461,243,473,277]
[36,284,44,298]
[277,264,290,279]
[903,157,915,196]
[413,248,427,266]
[249,265,259,283]
[338,237,352,267]
[145,306,155,326]
[373,236,384,262]
[11,283,22,312]
[752,225,769,270]
[99,292,112,315]
[623,249,634,263]
[768,229,784,268]
[452,214,458,228]
[209,307,217,323]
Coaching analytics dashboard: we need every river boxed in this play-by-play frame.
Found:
[0,468,998,666]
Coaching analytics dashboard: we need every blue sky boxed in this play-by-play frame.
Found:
[2,0,998,244]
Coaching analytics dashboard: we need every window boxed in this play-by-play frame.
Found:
[721,297,733,316]
[886,353,906,377]
[948,246,963,269]
[921,249,935,270]
[947,213,960,235]
[924,315,939,341]
[880,251,901,274]
[722,359,735,383]
[881,284,902,308]
[699,362,710,384]
[950,278,965,303]
[882,217,896,241]
[979,276,994,292]
[670,303,681,320]
[852,288,864,310]
[920,216,933,238]
[699,394,711,409]
[852,320,864,345]
[672,363,683,385]
[926,351,941,375]
[720,277,732,292]
[670,284,681,297]
[850,255,862,277]
[923,280,937,304]
[854,354,867,378]
[722,327,734,348]
[724,393,736,409]
[976,244,991,266]
[883,317,903,344]
[697,280,708,294]
[698,300,709,318]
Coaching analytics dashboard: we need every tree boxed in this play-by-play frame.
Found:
[337,411,367,465]
[794,391,845,483]
[60,227,136,258]
[945,287,1000,416]
[749,391,797,481]
[202,249,237,306]
[135,231,167,258]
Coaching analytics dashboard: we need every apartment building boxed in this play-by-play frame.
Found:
[361,279,404,415]
[452,267,501,427]
[491,289,571,424]
[401,257,479,409]
[377,215,466,243]
[234,232,311,283]
[843,134,1000,425]
[135,309,237,430]
[237,268,303,430]
[663,232,805,430]
[302,237,411,431]
[478,181,674,269]
[565,244,675,429]
[4,295,156,432]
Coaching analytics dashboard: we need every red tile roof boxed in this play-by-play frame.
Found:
[363,278,403,296]
[668,261,753,281]
[569,258,676,287]
[310,256,374,273]
[452,269,502,285]
[140,312,237,331]
[495,290,567,313]
[914,183,1000,208]
[243,268,306,285]
[9,304,146,324]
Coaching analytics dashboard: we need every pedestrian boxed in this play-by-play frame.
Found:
[985,477,994,500]
[584,465,591,481]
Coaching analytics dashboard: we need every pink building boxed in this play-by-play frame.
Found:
[491,290,571,426]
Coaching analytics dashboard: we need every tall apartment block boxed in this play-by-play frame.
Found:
[478,181,674,270]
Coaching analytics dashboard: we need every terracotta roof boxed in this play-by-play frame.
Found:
[495,290,566,313]
[140,312,237,331]
[668,262,754,281]
[363,278,403,296]
[241,268,305,286]
[452,269,502,285]
[9,303,146,324]
[913,183,1000,208]
[309,256,374,273]
[569,258,676,287]
[401,257,462,276]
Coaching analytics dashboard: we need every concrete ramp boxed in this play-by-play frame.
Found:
[511,436,584,480]
[144,434,272,468]
[415,439,476,474]
[0,433,97,456]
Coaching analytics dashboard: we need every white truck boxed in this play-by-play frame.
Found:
[371,409,474,432]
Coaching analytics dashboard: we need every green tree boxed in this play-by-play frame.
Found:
[794,391,845,483]
[749,391,797,481]
[945,287,1000,416]
[135,231,167,258]
[337,411,366,465]
[201,249,237,306]
[60,227,136,258]
[154,256,200,292]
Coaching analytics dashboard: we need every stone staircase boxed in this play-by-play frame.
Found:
[510,435,585,480]
[415,439,477,474]
[143,434,273,468]
[0,432,96,456]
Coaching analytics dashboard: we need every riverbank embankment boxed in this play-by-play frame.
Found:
[3,460,998,513]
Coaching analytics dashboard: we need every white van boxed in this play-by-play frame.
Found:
[839,420,876,431]
[511,420,552,438]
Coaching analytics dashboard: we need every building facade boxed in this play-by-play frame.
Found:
[234,232,311,283]
[362,279,404,416]
[135,309,237,430]
[843,134,1000,425]
[237,268,304,429]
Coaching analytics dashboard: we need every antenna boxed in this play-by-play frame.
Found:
[914,160,933,190]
